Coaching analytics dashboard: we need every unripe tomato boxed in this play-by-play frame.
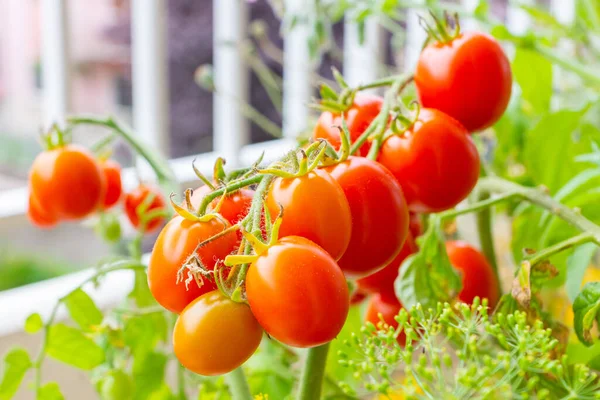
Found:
[190,186,254,226]
[101,160,122,209]
[124,185,167,233]
[27,194,58,228]
[326,157,409,277]
[148,215,238,314]
[378,109,480,213]
[265,170,352,261]
[173,291,262,376]
[29,144,106,220]
[446,241,500,307]
[365,292,405,345]
[415,32,512,132]
[357,233,417,295]
[246,236,349,348]
[313,94,383,156]
[99,370,132,400]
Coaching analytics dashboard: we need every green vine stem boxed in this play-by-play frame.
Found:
[354,74,413,91]
[297,343,330,400]
[524,232,595,267]
[33,260,146,396]
[197,175,264,215]
[225,367,254,400]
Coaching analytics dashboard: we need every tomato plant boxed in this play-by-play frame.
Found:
[191,186,254,226]
[173,290,263,376]
[124,184,167,233]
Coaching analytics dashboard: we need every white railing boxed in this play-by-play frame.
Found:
[0,0,576,336]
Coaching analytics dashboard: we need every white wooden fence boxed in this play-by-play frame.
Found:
[0,0,576,336]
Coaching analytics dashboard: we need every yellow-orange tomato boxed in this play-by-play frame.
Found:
[29,144,106,220]
[148,215,238,314]
[265,170,352,260]
[173,291,262,376]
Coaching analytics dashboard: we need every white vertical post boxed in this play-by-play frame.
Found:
[343,16,382,90]
[461,0,480,31]
[404,7,427,71]
[40,0,70,127]
[282,0,312,139]
[550,0,576,109]
[506,0,533,37]
[131,0,169,154]
[213,0,248,166]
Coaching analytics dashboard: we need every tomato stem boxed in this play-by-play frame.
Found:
[525,232,595,268]
[225,367,253,400]
[197,175,263,215]
[297,342,330,400]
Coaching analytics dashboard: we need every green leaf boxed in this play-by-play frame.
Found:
[566,243,598,303]
[132,351,167,400]
[573,282,600,346]
[24,313,43,334]
[46,323,105,370]
[0,348,31,400]
[123,314,167,354]
[129,270,155,308]
[513,48,553,115]
[99,370,132,400]
[38,382,64,400]
[566,340,600,365]
[396,216,462,309]
[64,289,103,330]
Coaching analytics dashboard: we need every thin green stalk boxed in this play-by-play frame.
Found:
[583,0,600,32]
[225,367,253,400]
[197,175,264,215]
[532,44,600,86]
[297,343,330,400]
[355,74,412,91]
[525,232,595,267]
[473,188,502,297]
[438,192,517,221]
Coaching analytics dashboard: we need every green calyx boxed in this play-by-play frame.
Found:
[419,10,462,45]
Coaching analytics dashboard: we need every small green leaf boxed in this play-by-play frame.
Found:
[0,348,31,400]
[566,243,598,303]
[132,351,167,400]
[46,323,105,370]
[64,289,103,330]
[573,282,600,346]
[38,382,64,400]
[513,48,552,115]
[129,270,155,308]
[99,370,132,400]
[319,84,338,102]
[123,314,167,354]
[25,313,43,334]
[396,216,462,309]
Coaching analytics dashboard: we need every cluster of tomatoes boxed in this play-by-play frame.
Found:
[27,140,167,234]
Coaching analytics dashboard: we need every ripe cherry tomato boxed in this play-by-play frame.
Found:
[173,290,262,376]
[148,215,238,313]
[101,160,122,209]
[27,194,58,228]
[246,236,349,348]
[266,170,351,261]
[365,292,405,345]
[357,233,417,295]
[124,185,167,233]
[415,32,512,132]
[326,157,409,276]
[190,186,254,226]
[313,94,383,156]
[378,109,480,213]
[29,144,106,220]
[446,240,500,307]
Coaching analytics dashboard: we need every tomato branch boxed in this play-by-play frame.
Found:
[225,367,253,400]
[297,343,330,400]
[524,232,595,268]
[196,175,264,215]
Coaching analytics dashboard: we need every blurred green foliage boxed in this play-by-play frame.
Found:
[0,250,71,291]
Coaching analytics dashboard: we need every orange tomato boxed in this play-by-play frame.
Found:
[101,160,122,209]
[124,185,167,233]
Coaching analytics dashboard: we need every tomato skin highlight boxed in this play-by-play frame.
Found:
[101,160,122,209]
[378,109,480,213]
[190,186,254,226]
[357,233,417,295]
[173,290,262,376]
[365,292,405,345]
[124,185,167,233]
[415,32,512,132]
[313,94,383,157]
[326,157,409,277]
[446,240,500,307]
[27,194,58,228]
[266,169,352,261]
[148,215,238,314]
[246,236,349,348]
[29,144,106,220]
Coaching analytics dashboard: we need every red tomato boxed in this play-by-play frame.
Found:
[357,233,417,295]
[265,169,351,261]
[190,186,254,226]
[101,160,122,209]
[446,240,499,307]
[29,144,106,220]
[415,32,512,132]
[326,157,409,277]
[27,194,58,228]
[246,236,349,348]
[378,109,480,213]
[124,185,167,233]
[409,212,423,238]
[173,290,263,376]
[148,215,238,313]
[313,94,383,156]
[365,292,405,345]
